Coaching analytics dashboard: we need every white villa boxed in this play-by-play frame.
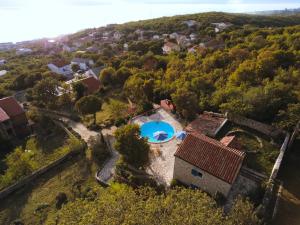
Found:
[48,60,73,79]
[71,58,94,71]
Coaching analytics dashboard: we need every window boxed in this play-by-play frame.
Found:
[190,184,199,189]
[191,169,203,178]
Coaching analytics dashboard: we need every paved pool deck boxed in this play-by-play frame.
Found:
[132,108,183,185]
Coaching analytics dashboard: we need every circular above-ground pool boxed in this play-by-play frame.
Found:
[140,121,175,143]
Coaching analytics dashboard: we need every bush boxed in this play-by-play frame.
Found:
[55,192,68,209]
[170,179,178,188]
[114,118,126,127]
[214,191,226,205]
[142,101,153,112]
[89,135,111,164]
[11,219,24,225]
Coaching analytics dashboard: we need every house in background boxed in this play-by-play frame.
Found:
[62,44,77,53]
[162,42,180,54]
[173,132,245,197]
[0,70,7,77]
[169,32,179,40]
[123,43,129,51]
[0,59,6,66]
[113,31,123,41]
[16,48,33,55]
[65,76,101,96]
[152,35,160,40]
[182,20,198,28]
[48,59,73,80]
[85,66,105,79]
[211,22,233,33]
[200,39,225,51]
[0,42,15,51]
[0,97,29,139]
[71,58,94,71]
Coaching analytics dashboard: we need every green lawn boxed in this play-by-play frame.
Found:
[0,155,99,225]
[82,98,130,126]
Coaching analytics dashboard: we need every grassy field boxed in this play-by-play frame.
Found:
[82,98,130,126]
[217,122,280,175]
[0,125,77,190]
[0,154,99,225]
[273,139,300,225]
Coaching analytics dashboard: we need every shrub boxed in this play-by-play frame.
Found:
[114,118,126,127]
[55,192,68,209]
[89,135,110,164]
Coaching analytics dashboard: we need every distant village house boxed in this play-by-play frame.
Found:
[162,42,180,54]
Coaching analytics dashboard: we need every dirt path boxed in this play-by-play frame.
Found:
[273,140,300,225]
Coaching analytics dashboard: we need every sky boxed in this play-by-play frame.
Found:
[0,0,300,42]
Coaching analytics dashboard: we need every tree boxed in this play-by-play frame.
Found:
[45,185,259,225]
[124,74,147,104]
[99,67,116,86]
[0,148,37,188]
[31,77,59,108]
[72,82,87,100]
[228,196,260,225]
[114,124,149,168]
[88,134,110,164]
[71,64,80,72]
[75,95,102,124]
[276,103,300,131]
[107,99,129,120]
[171,88,199,120]
[115,67,131,86]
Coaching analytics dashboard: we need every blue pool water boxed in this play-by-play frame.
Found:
[140,121,175,143]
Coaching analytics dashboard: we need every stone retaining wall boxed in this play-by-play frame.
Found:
[288,121,300,150]
[269,133,290,181]
[227,113,284,138]
[257,132,290,222]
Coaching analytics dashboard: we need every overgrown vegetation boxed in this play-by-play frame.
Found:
[0,123,84,190]
[45,183,259,225]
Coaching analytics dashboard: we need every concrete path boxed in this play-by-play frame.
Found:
[61,118,119,182]
[60,118,98,143]
[96,127,120,182]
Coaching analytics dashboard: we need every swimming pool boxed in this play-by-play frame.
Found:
[140,121,175,143]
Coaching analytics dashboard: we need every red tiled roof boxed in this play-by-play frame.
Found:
[220,135,242,150]
[80,76,101,94]
[160,99,175,111]
[0,107,10,122]
[185,112,226,137]
[174,132,245,184]
[0,97,24,118]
